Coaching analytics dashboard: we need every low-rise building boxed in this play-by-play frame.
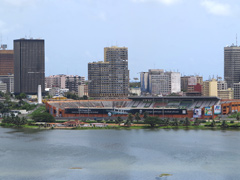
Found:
[203,79,218,97]
[218,88,233,99]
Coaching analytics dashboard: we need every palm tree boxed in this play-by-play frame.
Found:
[115,116,123,126]
[125,113,133,126]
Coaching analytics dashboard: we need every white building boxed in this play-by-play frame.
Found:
[141,69,181,95]
[217,81,228,90]
[0,81,7,93]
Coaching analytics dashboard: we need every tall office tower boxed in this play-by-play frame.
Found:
[14,39,45,94]
[0,45,14,75]
[88,46,129,97]
[224,45,240,88]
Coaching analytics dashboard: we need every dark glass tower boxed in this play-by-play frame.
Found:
[224,45,240,88]
[14,39,45,94]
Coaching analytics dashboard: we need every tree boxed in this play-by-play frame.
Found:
[125,113,133,126]
[19,93,27,100]
[83,95,88,100]
[2,115,28,126]
[210,119,216,127]
[184,117,191,127]
[221,120,228,128]
[237,114,240,121]
[115,116,123,126]
[143,111,149,119]
[135,112,141,123]
[164,118,170,126]
[32,112,55,122]
[194,118,200,126]
[172,118,179,127]
[144,116,160,127]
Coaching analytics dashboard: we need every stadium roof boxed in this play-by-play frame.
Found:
[128,96,221,101]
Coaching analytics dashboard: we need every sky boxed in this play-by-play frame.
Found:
[0,0,240,81]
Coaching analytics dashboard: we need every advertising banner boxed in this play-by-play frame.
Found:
[204,107,212,116]
[214,105,221,115]
[193,109,202,118]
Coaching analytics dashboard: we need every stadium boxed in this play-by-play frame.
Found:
[45,96,240,120]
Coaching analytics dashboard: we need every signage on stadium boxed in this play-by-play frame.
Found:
[65,108,187,115]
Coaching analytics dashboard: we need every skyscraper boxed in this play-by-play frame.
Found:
[224,45,240,88]
[14,39,45,94]
[88,46,129,97]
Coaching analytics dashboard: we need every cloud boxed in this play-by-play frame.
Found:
[131,0,181,5]
[201,0,231,16]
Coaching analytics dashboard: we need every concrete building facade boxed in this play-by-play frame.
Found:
[203,79,218,97]
[0,48,14,75]
[88,46,129,98]
[0,75,14,93]
[217,81,228,90]
[14,39,45,94]
[45,75,66,89]
[218,88,233,99]
[181,75,203,92]
[141,69,181,95]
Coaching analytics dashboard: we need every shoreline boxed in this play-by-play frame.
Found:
[1,123,240,131]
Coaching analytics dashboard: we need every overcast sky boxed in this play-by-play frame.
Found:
[0,0,239,80]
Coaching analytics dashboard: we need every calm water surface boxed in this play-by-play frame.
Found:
[0,127,240,180]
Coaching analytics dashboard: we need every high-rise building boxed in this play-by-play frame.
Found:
[141,69,181,95]
[0,46,14,75]
[88,46,129,97]
[224,45,240,88]
[14,39,45,94]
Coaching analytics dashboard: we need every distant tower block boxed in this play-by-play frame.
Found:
[38,85,42,104]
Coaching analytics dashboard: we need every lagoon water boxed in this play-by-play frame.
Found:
[0,127,240,180]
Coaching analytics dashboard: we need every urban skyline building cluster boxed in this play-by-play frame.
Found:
[1,38,240,99]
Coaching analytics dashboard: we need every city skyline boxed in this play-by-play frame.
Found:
[1,0,240,80]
